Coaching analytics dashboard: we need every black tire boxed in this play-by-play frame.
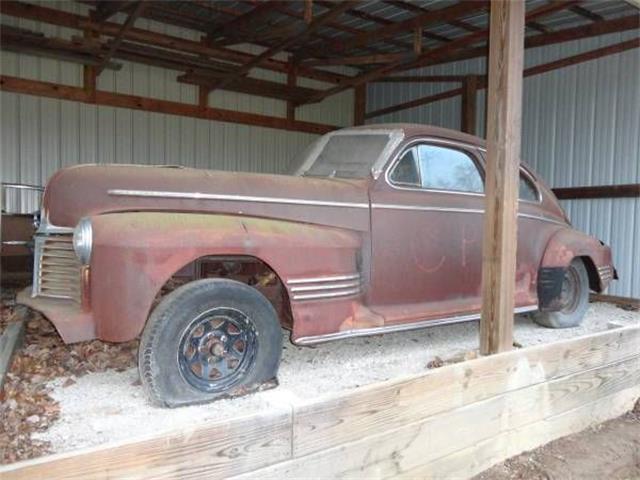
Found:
[139,278,283,407]
[533,258,589,329]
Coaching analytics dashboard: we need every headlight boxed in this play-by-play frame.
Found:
[72,217,93,265]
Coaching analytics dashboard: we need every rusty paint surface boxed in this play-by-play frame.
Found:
[19,124,616,344]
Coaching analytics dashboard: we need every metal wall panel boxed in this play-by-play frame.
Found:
[1,2,350,213]
[367,31,640,298]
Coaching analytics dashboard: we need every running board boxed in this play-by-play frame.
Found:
[294,305,538,345]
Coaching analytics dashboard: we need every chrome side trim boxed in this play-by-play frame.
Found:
[295,305,538,345]
[108,189,369,209]
[372,203,484,214]
[287,273,360,285]
[372,203,566,226]
[292,287,362,301]
[290,280,361,292]
[517,213,567,226]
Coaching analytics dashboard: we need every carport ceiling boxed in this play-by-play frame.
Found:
[1,0,638,106]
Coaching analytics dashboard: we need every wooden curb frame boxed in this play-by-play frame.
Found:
[2,325,639,479]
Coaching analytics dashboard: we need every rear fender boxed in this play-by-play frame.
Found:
[90,212,364,342]
[538,228,614,309]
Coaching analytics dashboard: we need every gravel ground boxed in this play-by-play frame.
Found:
[28,302,640,456]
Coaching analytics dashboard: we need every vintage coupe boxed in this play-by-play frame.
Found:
[18,124,616,406]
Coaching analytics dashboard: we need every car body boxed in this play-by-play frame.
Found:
[17,124,616,405]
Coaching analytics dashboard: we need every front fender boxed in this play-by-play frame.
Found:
[90,212,363,342]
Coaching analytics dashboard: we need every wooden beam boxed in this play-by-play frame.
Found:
[461,75,477,135]
[552,183,640,200]
[479,0,525,355]
[406,14,639,70]
[384,0,485,35]
[0,75,337,135]
[95,1,146,75]
[208,1,284,43]
[374,75,468,83]
[210,1,355,93]
[365,38,639,119]
[91,0,134,23]
[177,72,321,103]
[568,5,604,22]
[0,1,348,85]
[353,83,366,126]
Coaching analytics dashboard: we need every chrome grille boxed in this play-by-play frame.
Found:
[33,234,82,302]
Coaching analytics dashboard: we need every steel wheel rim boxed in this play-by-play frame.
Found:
[559,266,580,313]
[178,307,258,392]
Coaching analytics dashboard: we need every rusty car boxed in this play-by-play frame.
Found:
[17,124,616,406]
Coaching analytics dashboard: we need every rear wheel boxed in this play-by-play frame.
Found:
[534,258,589,328]
[139,279,282,407]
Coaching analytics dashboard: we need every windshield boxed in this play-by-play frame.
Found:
[294,133,396,179]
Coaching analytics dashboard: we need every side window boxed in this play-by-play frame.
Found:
[417,145,484,193]
[389,147,420,187]
[519,172,540,202]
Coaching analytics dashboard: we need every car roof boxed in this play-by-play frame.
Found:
[344,123,486,148]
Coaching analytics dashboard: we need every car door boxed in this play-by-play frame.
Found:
[368,139,486,325]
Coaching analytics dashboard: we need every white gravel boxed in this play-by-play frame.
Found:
[34,302,640,454]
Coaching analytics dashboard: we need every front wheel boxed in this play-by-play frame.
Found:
[533,258,589,329]
[139,279,283,407]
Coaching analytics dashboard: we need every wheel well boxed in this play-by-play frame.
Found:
[155,255,293,329]
[578,255,600,292]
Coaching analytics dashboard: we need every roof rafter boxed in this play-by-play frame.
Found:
[95,1,146,74]
[302,0,580,104]
[0,1,348,85]
[208,1,357,93]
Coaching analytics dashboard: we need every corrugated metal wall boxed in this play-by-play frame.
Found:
[0,2,353,213]
[367,31,640,298]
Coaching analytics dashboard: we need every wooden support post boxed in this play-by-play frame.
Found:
[83,29,97,100]
[413,26,423,55]
[287,60,297,122]
[304,0,313,24]
[480,0,525,355]
[353,83,366,126]
[461,75,477,135]
[198,86,210,109]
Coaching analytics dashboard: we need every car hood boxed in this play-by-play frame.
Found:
[42,165,371,231]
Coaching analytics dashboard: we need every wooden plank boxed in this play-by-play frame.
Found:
[232,356,640,479]
[0,314,26,391]
[291,325,640,456]
[406,385,640,479]
[365,38,640,119]
[287,62,296,122]
[552,183,640,200]
[590,293,640,309]
[0,75,338,135]
[480,0,525,354]
[461,75,477,135]
[1,408,292,479]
